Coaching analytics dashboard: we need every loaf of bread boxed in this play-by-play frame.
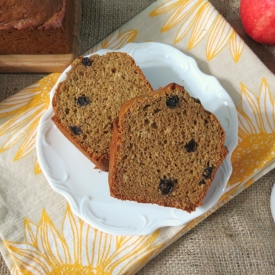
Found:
[109,83,228,212]
[52,52,154,171]
[0,0,73,54]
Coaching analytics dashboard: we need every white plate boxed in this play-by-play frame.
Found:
[37,42,238,236]
[271,184,275,222]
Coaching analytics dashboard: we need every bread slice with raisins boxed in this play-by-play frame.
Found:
[52,52,154,171]
[108,83,228,212]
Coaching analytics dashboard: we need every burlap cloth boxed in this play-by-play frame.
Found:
[0,0,275,274]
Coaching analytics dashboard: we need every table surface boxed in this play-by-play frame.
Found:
[1,1,275,274]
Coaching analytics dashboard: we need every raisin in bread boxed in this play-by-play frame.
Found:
[52,52,154,171]
[108,83,228,212]
[0,0,73,54]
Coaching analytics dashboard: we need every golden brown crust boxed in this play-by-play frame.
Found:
[52,115,109,171]
[109,118,120,184]
[109,83,228,212]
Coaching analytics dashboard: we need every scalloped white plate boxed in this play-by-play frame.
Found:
[271,184,275,222]
[37,42,238,236]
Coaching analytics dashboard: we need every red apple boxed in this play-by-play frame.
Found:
[240,0,275,45]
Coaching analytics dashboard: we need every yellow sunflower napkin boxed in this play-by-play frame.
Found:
[1,0,275,274]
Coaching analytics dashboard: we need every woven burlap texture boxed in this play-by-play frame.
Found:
[0,0,275,274]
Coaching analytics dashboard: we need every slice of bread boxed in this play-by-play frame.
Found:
[52,52,154,171]
[108,83,228,212]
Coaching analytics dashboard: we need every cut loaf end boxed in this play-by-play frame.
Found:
[52,52,154,171]
[109,83,228,212]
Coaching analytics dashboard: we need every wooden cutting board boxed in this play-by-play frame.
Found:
[0,0,81,73]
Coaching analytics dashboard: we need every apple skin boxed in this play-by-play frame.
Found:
[240,0,275,45]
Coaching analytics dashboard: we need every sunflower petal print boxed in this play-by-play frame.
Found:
[86,29,138,54]
[161,0,201,32]
[188,2,217,50]
[150,0,245,62]
[206,13,234,60]
[229,78,275,184]
[4,205,162,275]
[230,31,245,62]
[0,73,60,175]
[174,1,204,44]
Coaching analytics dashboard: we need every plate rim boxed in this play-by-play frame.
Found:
[270,184,275,222]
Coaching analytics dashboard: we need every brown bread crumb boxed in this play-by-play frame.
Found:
[109,83,228,212]
[52,52,154,171]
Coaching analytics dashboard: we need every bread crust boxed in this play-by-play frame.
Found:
[108,118,120,183]
[52,115,110,171]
